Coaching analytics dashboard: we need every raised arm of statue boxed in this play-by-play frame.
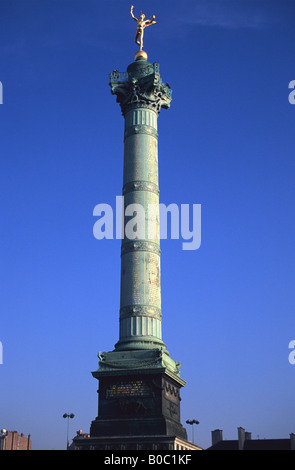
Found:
[130,5,138,21]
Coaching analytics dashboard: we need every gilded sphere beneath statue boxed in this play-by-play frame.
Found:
[134,50,148,61]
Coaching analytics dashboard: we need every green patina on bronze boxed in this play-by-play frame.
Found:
[110,57,172,353]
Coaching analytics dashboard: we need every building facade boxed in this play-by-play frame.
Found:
[0,430,31,451]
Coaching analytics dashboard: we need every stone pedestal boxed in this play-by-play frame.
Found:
[90,349,187,440]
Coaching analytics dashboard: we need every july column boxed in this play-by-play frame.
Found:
[109,57,172,351]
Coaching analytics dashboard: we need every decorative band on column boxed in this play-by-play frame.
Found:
[122,180,159,196]
[124,124,158,141]
[121,240,161,256]
[120,305,162,320]
[119,316,162,340]
[125,108,158,128]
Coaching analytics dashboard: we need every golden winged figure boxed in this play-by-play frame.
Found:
[130,5,157,51]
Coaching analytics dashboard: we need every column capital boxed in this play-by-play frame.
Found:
[109,59,172,115]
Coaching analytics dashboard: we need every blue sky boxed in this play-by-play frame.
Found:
[0,0,295,450]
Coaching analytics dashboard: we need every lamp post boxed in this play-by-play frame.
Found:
[186,419,199,444]
[63,413,75,449]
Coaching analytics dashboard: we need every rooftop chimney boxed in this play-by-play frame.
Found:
[211,429,223,446]
[238,427,245,450]
[290,433,295,450]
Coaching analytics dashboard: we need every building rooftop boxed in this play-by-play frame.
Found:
[207,427,295,451]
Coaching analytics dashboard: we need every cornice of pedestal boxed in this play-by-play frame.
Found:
[92,348,186,387]
[109,59,172,116]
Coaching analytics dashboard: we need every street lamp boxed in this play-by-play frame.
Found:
[63,413,75,449]
[186,419,199,444]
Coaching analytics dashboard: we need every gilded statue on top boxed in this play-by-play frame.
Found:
[130,5,157,51]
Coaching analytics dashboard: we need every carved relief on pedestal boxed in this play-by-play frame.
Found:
[163,379,181,421]
[164,380,181,403]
